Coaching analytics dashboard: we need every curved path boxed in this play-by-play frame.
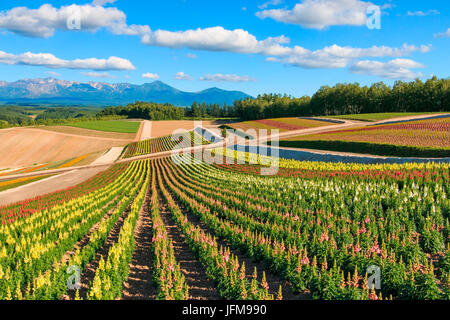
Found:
[0,113,447,205]
[0,166,108,206]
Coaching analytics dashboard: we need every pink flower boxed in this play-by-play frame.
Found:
[301,256,310,265]
[320,233,329,242]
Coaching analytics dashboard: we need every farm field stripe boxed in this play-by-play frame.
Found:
[87,161,150,300]
[0,161,144,299]
[156,159,282,300]
[158,159,300,299]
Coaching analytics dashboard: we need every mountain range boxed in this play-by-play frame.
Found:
[0,78,251,106]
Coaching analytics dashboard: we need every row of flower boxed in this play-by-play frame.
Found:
[149,161,189,300]
[124,132,211,158]
[0,160,147,300]
[0,163,129,224]
[292,117,450,148]
[212,147,450,172]
[156,160,277,300]
[159,157,449,299]
[87,163,150,300]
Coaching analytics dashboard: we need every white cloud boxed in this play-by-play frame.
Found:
[407,10,440,16]
[0,4,149,38]
[174,72,193,80]
[92,0,117,6]
[200,74,256,82]
[258,0,284,10]
[142,72,160,79]
[0,50,135,70]
[349,59,425,79]
[434,28,450,38]
[81,71,116,78]
[256,0,373,29]
[141,26,291,56]
[267,43,431,69]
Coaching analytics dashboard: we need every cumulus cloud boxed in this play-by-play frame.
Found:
[174,72,193,80]
[266,43,430,69]
[434,28,450,38]
[256,0,373,29]
[81,71,116,78]
[407,10,440,16]
[142,72,160,79]
[141,26,290,56]
[0,4,149,38]
[200,74,256,82]
[0,50,135,70]
[349,59,425,79]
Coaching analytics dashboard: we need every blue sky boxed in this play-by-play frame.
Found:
[0,0,448,97]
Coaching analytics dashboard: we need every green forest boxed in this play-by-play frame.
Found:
[234,77,449,120]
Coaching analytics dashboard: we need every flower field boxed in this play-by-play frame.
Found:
[123,132,211,158]
[225,117,333,138]
[0,150,448,301]
[279,117,450,157]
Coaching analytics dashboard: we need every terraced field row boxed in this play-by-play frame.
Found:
[123,132,211,158]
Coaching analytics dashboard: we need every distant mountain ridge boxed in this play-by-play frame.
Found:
[0,78,251,106]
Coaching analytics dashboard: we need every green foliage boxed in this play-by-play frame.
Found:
[233,77,449,121]
[64,120,141,133]
[35,107,96,121]
[98,101,186,120]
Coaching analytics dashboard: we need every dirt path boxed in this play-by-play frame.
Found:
[140,120,152,141]
[375,113,450,124]
[122,188,157,300]
[0,166,107,206]
[158,164,304,300]
[91,147,124,165]
[156,184,221,300]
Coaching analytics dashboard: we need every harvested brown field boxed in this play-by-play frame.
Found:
[38,125,139,140]
[150,120,217,138]
[0,127,131,168]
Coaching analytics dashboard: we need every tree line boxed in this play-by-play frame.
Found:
[97,101,235,120]
[233,77,449,120]
[104,77,449,122]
